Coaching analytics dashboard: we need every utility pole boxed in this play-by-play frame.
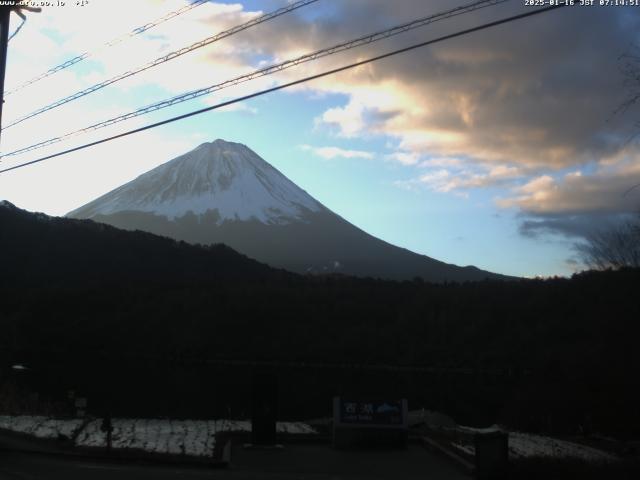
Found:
[0,5,11,145]
[0,4,40,147]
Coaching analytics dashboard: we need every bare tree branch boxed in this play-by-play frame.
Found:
[578,213,640,270]
[616,47,640,116]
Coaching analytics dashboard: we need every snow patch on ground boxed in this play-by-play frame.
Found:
[507,431,615,461]
[0,416,317,458]
[0,415,83,439]
[75,419,217,457]
[74,418,317,456]
[450,426,615,462]
[276,422,317,434]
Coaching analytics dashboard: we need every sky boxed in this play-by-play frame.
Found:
[1,0,639,278]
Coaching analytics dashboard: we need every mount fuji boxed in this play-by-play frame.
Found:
[68,139,505,282]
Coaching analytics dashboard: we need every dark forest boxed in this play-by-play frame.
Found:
[1,202,638,438]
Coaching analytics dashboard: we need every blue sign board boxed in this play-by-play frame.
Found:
[339,399,404,425]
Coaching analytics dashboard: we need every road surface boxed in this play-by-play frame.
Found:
[0,444,469,479]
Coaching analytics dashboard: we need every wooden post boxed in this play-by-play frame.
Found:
[250,371,278,446]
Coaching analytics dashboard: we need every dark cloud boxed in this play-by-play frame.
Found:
[518,212,635,241]
[231,1,640,168]
[519,214,601,239]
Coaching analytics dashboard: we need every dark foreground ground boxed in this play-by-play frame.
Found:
[0,444,467,480]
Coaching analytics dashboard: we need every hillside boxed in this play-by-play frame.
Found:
[0,200,281,287]
[1,201,639,437]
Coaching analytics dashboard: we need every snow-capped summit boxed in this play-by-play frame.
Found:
[69,139,322,224]
[69,140,508,282]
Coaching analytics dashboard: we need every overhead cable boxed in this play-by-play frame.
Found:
[2,0,508,158]
[0,3,567,175]
[2,0,319,128]
[4,0,209,96]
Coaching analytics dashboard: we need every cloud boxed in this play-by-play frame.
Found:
[3,0,270,124]
[225,0,640,242]
[300,144,374,160]
[12,1,640,149]
[387,151,421,166]
[497,149,640,239]
[419,157,463,168]
[498,154,640,216]
[1,1,278,158]
[518,215,610,240]
[396,162,523,194]
[247,1,639,171]
[11,1,638,173]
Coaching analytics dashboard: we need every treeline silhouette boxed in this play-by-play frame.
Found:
[0,202,638,438]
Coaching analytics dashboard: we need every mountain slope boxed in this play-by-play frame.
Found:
[68,139,508,282]
[0,200,279,287]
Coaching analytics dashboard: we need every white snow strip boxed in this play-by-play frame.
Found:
[508,432,615,462]
[0,415,83,439]
[450,428,615,462]
[1,415,317,457]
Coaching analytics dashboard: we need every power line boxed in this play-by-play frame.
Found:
[1,0,509,159]
[2,0,319,129]
[3,0,209,97]
[0,3,566,175]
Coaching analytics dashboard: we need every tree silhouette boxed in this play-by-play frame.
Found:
[578,213,640,270]
[619,46,640,124]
